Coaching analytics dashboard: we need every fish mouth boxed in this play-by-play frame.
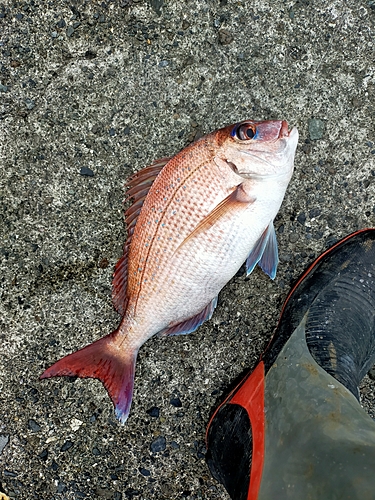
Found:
[279,120,297,139]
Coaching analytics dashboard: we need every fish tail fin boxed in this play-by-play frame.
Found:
[40,331,138,424]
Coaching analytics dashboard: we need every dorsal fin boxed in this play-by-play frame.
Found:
[112,157,171,315]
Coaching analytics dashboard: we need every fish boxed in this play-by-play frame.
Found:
[41,119,298,424]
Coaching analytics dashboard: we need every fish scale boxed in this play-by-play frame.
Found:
[41,119,298,424]
[128,148,235,309]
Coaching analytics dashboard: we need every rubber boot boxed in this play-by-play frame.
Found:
[206,228,375,500]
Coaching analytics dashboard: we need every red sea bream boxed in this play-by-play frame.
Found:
[41,119,298,423]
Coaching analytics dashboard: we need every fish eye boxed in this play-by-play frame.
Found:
[234,123,257,141]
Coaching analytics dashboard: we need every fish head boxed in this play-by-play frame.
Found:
[215,119,298,181]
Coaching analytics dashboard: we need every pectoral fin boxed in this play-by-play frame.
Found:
[176,184,255,252]
[246,223,279,280]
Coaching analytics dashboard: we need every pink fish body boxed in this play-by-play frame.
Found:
[41,119,298,423]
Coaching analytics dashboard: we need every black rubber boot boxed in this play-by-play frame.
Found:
[206,228,375,500]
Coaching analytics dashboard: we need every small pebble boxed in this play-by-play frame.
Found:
[85,50,97,60]
[28,419,41,432]
[159,60,169,68]
[98,258,109,269]
[70,417,83,431]
[302,143,311,154]
[67,26,75,37]
[25,98,35,110]
[57,482,67,493]
[309,208,321,218]
[80,167,95,177]
[297,213,306,225]
[218,29,234,45]
[0,434,9,454]
[0,84,8,92]
[289,233,299,243]
[60,440,74,452]
[308,118,325,140]
[170,397,182,407]
[150,435,166,453]
[280,253,291,263]
[150,0,163,15]
[4,470,17,477]
[139,467,151,477]
[352,97,361,107]
[95,486,116,499]
[146,406,159,418]
[313,231,324,240]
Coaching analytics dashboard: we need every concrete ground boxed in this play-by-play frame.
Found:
[1,0,375,498]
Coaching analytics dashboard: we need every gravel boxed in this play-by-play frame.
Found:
[1,0,375,499]
[80,166,95,177]
[308,118,326,140]
[0,435,9,455]
[27,419,41,432]
[150,436,167,453]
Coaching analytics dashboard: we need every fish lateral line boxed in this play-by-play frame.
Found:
[128,156,221,306]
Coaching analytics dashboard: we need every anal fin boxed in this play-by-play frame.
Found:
[158,296,218,337]
[246,223,279,280]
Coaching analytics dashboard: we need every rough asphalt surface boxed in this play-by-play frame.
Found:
[1,0,375,498]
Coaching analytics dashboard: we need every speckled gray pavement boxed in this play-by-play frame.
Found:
[1,1,375,499]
